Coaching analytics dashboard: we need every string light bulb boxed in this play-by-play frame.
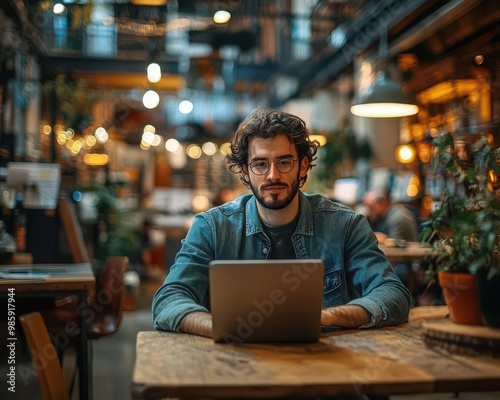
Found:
[143,90,160,109]
[213,10,231,24]
[147,63,161,83]
[395,144,416,163]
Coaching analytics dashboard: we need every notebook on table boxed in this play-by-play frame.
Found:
[209,259,324,343]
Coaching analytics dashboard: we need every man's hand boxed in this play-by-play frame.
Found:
[321,304,371,328]
[179,312,213,338]
[374,231,387,244]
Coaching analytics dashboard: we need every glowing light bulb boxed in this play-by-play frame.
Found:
[147,63,161,83]
[143,90,160,109]
[213,10,231,24]
[179,100,193,114]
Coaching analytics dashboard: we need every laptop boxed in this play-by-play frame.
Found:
[209,259,324,343]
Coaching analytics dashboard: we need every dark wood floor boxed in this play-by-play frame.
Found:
[2,275,499,400]
[91,282,156,400]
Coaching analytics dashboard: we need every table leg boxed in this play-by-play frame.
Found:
[78,291,91,400]
[407,264,417,294]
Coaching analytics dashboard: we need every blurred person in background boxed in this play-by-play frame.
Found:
[363,188,420,289]
[362,188,419,244]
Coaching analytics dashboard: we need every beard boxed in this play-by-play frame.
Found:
[249,171,300,210]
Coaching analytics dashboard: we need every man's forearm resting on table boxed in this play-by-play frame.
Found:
[181,307,370,335]
[179,311,213,337]
[321,304,371,328]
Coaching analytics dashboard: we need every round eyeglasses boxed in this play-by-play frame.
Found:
[248,158,298,175]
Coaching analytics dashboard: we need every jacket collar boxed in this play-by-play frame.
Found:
[245,191,314,236]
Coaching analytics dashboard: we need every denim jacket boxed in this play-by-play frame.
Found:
[152,192,411,332]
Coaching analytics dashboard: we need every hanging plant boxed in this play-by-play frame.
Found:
[42,74,101,133]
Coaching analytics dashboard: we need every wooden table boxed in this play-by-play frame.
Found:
[379,242,432,293]
[0,263,95,400]
[132,321,500,399]
[379,242,431,264]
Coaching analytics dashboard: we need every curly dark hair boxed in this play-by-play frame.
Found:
[226,107,319,187]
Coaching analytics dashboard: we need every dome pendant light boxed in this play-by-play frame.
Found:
[351,70,419,118]
[351,26,419,118]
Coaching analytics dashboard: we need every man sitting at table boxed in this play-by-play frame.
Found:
[362,188,419,245]
[362,188,420,286]
[152,107,411,338]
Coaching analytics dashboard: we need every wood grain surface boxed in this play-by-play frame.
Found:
[132,321,500,399]
[422,318,500,357]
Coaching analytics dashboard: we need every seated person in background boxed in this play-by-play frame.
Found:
[363,188,420,289]
[152,107,411,338]
[362,188,419,244]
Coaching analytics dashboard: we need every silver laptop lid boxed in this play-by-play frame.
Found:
[209,259,324,343]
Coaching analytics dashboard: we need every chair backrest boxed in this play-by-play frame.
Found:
[88,256,129,339]
[19,312,71,400]
[58,196,92,264]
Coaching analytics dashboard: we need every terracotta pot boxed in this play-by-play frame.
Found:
[437,271,483,326]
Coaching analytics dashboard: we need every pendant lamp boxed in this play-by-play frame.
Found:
[351,70,419,118]
[131,0,167,5]
[351,26,419,118]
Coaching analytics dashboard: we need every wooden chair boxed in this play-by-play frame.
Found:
[41,256,129,339]
[88,255,129,339]
[40,256,129,395]
[58,196,91,264]
[19,312,71,400]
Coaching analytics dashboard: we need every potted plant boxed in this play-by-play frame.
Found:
[421,131,500,326]
[313,126,372,190]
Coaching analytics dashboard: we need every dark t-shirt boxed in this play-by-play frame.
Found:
[262,215,299,259]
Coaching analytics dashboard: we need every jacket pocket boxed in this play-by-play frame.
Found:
[322,268,346,308]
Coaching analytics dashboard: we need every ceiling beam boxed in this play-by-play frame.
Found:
[388,0,489,58]
[73,72,184,91]
[264,0,429,108]
[264,0,490,108]
[42,55,180,75]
